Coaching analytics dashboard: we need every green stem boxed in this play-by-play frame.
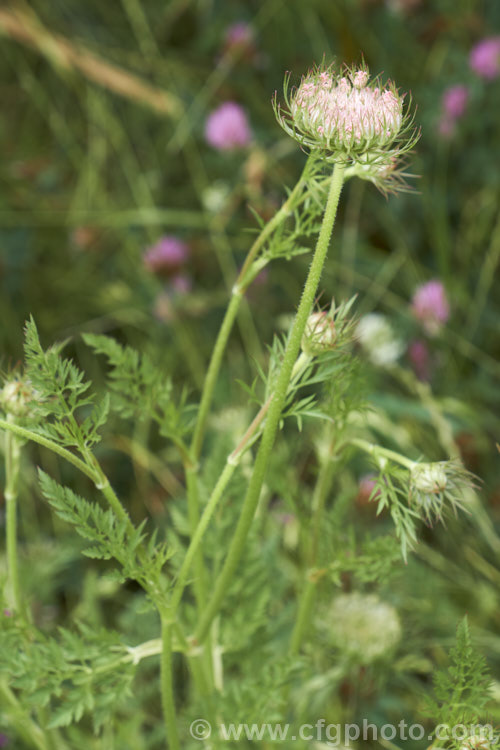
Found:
[171,461,235,614]
[172,356,307,617]
[4,418,22,614]
[0,418,97,483]
[348,437,415,470]
[183,160,314,627]
[289,579,316,657]
[183,466,208,612]
[160,614,180,750]
[0,418,135,526]
[0,681,49,750]
[190,291,242,463]
[289,433,338,656]
[194,160,346,644]
[190,156,312,462]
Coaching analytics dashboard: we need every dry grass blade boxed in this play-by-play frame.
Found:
[0,6,182,117]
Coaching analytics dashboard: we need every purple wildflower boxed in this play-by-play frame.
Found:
[408,339,431,381]
[144,236,189,274]
[0,735,8,748]
[437,116,455,138]
[469,37,500,79]
[205,102,252,151]
[442,85,468,119]
[225,22,254,52]
[411,280,449,335]
[357,474,381,506]
[171,274,192,295]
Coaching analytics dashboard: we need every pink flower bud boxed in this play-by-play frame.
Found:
[278,63,407,157]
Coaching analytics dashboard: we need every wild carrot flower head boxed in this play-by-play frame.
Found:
[205,101,252,151]
[274,61,418,186]
[409,460,474,524]
[328,593,401,664]
[144,236,189,273]
[411,280,449,335]
[469,36,500,80]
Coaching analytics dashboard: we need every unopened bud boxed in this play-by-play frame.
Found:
[461,735,491,750]
[1,379,34,417]
[301,311,337,355]
[411,462,447,494]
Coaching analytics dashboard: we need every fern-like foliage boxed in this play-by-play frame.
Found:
[426,617,492,749]
[23,317,109,451]
[369,463,420,561]
[39,471,172,601]
[330,532,402,585]
[82,333,189,446]
[0,615,134,731]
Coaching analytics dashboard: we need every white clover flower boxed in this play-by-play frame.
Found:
[201,180,230,214]
[356,313,404,366]
[329,592,401,664]
[274,61,419,191]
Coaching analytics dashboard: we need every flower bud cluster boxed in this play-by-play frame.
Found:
[274,61,419,192]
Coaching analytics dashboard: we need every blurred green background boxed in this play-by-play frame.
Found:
[1,0,499,498]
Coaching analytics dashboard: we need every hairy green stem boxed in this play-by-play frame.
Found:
[190,157,313,462]
[183,158,314,631]
[194,161,345,644]
[4,416,22,614]
[172,355,308,617]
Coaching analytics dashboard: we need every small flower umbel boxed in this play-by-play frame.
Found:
[274,61,419,192]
